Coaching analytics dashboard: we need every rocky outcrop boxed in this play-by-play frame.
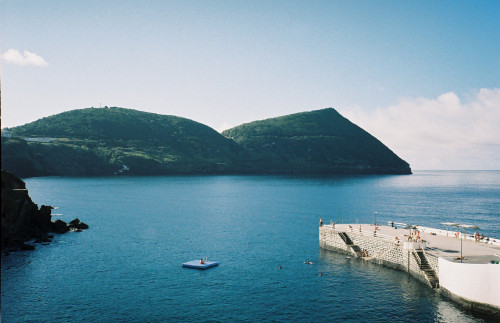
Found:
[1,170,88,251]
[68,218,89,231]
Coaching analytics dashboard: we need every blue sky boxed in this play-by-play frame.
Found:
[1,0,499,169]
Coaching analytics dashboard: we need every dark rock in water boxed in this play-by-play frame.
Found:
[69,218,80,226]
[20,243,35,250]
[34,235,52,243]
[78,222,89,230]
[68,218,89,230]
[34,205,54,233]
[77,222,89,230]
[52,220,70,234]
[1,170,88,251]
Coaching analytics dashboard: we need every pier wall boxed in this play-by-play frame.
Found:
[319,226,431,286]
[319,225,351,253]
[320,224,500,317]
[438,258,500,314]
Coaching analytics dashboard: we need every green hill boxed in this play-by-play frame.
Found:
[2,107,244,176]
[222,108,411,174]
[1,107,411,177]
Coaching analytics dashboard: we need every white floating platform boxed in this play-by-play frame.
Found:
[182,260,219,270]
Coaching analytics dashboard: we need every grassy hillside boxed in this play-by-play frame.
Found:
[222,108,411,174]
[12,107,221,141]
[2,107,411,177]
[3,107,245,176]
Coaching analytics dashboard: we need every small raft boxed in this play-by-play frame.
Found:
[182,260,219,270]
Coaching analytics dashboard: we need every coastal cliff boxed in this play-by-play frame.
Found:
[1,170,88,250]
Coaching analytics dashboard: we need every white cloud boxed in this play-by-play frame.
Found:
[1,49,48,67]
[340,88,500,170]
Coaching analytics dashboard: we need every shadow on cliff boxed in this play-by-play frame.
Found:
[1,169,88,252]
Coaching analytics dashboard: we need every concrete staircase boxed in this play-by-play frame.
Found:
[338,232,363,257]
[413,251,440,288]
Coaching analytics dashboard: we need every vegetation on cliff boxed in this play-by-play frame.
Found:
[1,107,411,177]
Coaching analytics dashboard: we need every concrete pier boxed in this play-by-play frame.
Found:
[319,223,500,316]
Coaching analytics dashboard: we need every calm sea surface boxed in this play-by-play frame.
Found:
[2,171,499,322]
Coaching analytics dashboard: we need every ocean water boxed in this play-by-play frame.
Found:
[2,171,499,322]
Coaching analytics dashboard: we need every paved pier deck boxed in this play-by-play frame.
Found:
[330,223,500,264]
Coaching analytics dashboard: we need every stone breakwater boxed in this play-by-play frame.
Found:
[319,224,440,287]
[319,223,500,317]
